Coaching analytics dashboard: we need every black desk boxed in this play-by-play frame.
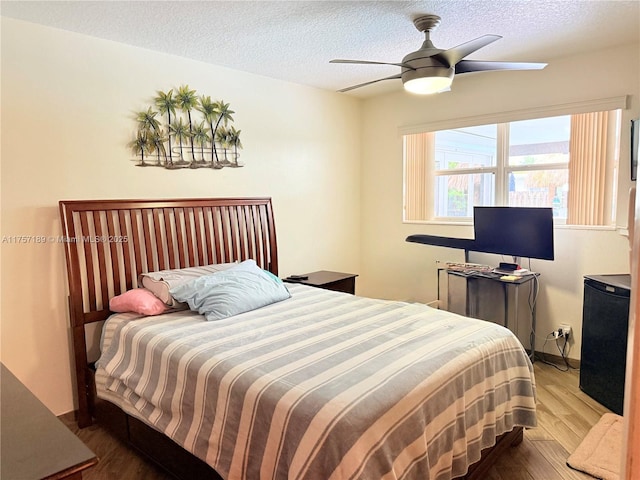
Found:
[438,268,539,361]
[1,363,98,479]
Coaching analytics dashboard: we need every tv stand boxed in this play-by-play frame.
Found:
[437,264,539,362]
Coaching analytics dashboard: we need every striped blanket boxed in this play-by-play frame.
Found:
[96,284,536,480]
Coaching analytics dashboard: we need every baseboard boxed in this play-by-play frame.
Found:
[58,411,79,425]
[534,350,580,369]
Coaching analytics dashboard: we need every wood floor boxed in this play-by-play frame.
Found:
[60,361,610,480]
[484,361,610,480]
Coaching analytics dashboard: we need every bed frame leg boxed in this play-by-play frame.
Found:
[510,426,524,446]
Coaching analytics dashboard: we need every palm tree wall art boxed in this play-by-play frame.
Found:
[131,85,242,169]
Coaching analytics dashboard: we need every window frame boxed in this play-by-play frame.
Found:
[432,120,571,221]
[401,96,627,226]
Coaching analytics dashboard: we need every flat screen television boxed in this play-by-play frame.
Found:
[473,206,554,261]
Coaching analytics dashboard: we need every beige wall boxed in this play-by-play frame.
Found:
[0,18,362,414]
[358,42,640,361]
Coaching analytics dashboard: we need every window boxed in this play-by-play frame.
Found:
[433,124,497,217]
[403,109,621,226]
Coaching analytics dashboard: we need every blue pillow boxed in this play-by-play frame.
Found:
[169,259,290,320]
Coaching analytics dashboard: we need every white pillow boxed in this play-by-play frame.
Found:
[140,262,237,306]
[170,259,290,321]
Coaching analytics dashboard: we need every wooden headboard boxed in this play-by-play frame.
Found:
[59,197,278,426]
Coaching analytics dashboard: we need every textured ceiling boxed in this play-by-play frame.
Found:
[2,0,639,98]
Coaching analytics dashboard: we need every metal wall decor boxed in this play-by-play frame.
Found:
[130,85,242,169]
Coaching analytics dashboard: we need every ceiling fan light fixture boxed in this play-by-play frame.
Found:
[403,75,452,94]
[402,66,454,94]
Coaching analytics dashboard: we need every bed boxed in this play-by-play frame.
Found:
[59,197,536,480]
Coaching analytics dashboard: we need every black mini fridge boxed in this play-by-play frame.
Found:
[580,274,631,415]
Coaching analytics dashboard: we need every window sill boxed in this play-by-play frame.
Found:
[403,219,472,227]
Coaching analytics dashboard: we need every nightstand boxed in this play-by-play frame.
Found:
[284,270,358,294]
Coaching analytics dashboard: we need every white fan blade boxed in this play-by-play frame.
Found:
[434,34,502,67]
[330,59,415,70]
[456,60,547,74]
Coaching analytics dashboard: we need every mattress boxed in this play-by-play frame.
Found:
[96,284,536,480]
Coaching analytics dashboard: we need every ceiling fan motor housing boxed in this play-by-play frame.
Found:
[400,51,454,88]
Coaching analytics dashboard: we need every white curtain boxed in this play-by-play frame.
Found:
[567,111,610,225]
[404,133,433,221]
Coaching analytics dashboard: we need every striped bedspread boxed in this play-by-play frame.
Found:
[96,284,536,480]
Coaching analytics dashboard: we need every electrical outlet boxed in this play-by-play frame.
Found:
[552,324,571,339]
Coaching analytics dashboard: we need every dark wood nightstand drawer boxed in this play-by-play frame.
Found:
[284,270,358,294]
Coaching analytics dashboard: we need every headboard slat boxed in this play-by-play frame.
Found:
[245,205,256,263]
[220,207,231,263]
[141,209,155,272]
[118,211,133,291]
[92,211,110,309]
[174,208,186,268]
[193,207,206,266]
[152,209,166,272]
[259,206,270,271]
[105,211,122,297]
[236,206,246,262]
[130,210,144,277]
[79,212,97,310]
[185,208,196,266]
[253,205,264,267]
[202,207,215,263]
[163,208,176,269]
[229,207,239,262]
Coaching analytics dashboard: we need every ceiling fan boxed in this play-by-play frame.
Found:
[331,14,547,94]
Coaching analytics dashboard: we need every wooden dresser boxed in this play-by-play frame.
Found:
[1,363,98,479]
